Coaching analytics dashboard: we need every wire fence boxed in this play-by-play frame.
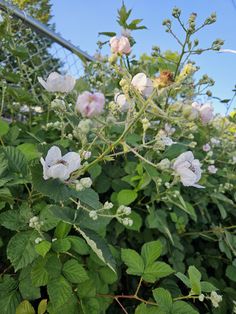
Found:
[0,0,94,92]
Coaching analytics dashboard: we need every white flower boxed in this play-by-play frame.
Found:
[114,93,130,112]
[199,103,214,124]
[173,151,204,188]
[210,291,222,308]
[103,201,113,210]
[232,156,236,164]
[199,294,205,302]
[158,158,171,170]
[210,138,220,146]
[203,143,211,152]
[89,210,98,220]
[191,102,214,124]
[40,146,81,181]
[80,177,92,188]
[208,165,218,174]
[161,136,176,146]
[164,123,176,135]
[38,72,76,93]
[35,237,42,244]
[131,73,154,97]
[122,217,133,226]
[76,91,105,118]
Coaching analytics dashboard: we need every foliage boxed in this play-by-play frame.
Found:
[0,3,236,314]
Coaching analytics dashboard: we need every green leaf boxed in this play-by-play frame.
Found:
[188,266,201,295]
[152,288,172,313]
[175,272,190,288]
[31,258,48,287]
[31,164,72,202]
[76,226,116,273]
[0,210,26,231]
[135,303,159,314]
[19,267,40,300]
[226,265,236,282]
[121,249,144,276]
[52,238,71,253]
[7,231,38,271]
[67,236,90,255]
[47,276,73,310]
[16,300,35,314]
[200,281,217,292]
[172,301,198,314]
[37,299,47,314]
[164,144,187,159]
[18,143,41,161]
[74,188,101,209]
[35,240,51,257]
[143,262,174,283]
[76,278,96,299]
[49,205,76,224]
[117,189,138,205]
[125,211,142,231]
[99,266,118,284]
[4,146,28,176]
[141,240,162,267]
[0,118,9,137]
[55,221,71,239]
[98,31,116,37]
[63,259,89,283]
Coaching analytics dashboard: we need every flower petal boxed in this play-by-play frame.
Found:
[47,164,70,180]
[45,146,62,166]
[62,152,81,174]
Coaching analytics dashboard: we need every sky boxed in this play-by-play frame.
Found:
[50,0,236,113]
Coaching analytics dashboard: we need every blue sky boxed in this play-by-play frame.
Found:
[50,0,236,113]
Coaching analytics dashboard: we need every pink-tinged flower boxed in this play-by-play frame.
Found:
[199,103,214,124]
[203,143,211,152]
[40,146,81,181]
[110,36,131,55]
[191,102,201,119]
[208,165,218,174]
[38,72,76,93]
[173,151,204,188]
[114,93,131,112]
[131,73,153,97]
[76,91,105,118]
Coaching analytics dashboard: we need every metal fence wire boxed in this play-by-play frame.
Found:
[0,0,94,94]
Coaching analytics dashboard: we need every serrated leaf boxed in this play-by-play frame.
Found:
[152,288,172,312]
[52,238,71,253]
[141,240,162,267]
[172,301,198,314]
[63,259,89,283]
[121,248,144,275]
[67,236,90,255]
[31,164,72,202]
[18,143,41,161]
[35,240,51,257]
[135,303,159,314]
[19,267,40,300]
[31,258,49,287]
[0,210,26,230]
[99,266,118,284]
[76,226,116,273]
[7,231,38,271]
[143,262,174,283]
[188,266,201,295]
[16,300,35,314]
[47,276,73,310]
[4,146,28,176]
